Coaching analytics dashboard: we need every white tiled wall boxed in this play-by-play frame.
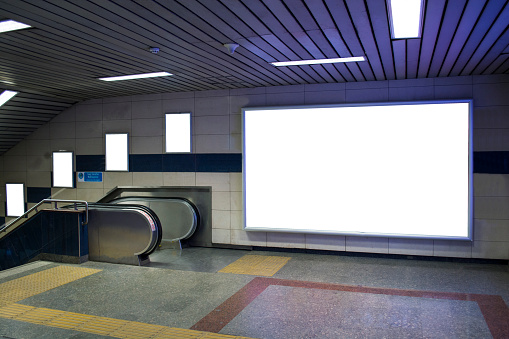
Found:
[2,74,509,259]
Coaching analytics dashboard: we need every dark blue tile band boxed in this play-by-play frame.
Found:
[473,151,509,174]
[76,155,105,172]
[196,154,242,172]
[163,154,196,172]
[130,154,163,172]
[27,187,51,203]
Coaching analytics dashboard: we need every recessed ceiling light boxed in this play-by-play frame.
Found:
[0,90,18,107]
[98,72,173,81]
[0,20,31,33]
[387,0,424,39]
[271,56,366,67]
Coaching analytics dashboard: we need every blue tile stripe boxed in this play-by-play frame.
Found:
[27,187,52,203]
[77,154,243,173]
[76,152,508,174]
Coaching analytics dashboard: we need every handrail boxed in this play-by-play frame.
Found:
[0,199,89,235]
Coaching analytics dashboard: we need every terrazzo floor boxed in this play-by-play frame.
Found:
[0,247,508,339]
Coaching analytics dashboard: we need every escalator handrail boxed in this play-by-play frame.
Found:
[0,199,89,235]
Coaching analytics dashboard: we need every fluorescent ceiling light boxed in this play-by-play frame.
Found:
[388,0,424,39]
[271,56,366,67]
[0,90,17,107]
[0,20,31,33]
[98,72,172,81]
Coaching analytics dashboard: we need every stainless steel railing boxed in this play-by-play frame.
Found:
[0,199,89,238]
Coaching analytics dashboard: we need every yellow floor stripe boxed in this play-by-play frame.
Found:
[0,303,253,339]
[0,266,101,306]
[218,255,291,276]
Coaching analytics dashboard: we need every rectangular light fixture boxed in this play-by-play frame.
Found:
[271,56,366,67]
[0,90,17,107]
[388,0,424,39]
[0,19,31,33]
[98,72,172,81]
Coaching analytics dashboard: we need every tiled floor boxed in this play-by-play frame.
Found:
[0,247,508,339]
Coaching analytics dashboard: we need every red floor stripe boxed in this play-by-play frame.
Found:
[191,277,509,338]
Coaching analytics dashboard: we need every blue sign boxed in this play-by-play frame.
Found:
[78,172,103,182]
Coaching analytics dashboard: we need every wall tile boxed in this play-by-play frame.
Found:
[194,135,230,153]
[3,156,27,171]
[471,240,509,259]
[388,78,434,88]
[163,172,196,186]
[474,219,509,241]
[267,232,306,248]
[229,173,242,192]
[230,114,241,134]
[304,89,346,105]
[473,82,509,106]
[305,234,346,251]
[388,238,433,256]
[26,139,50,156]
[195,89,230,98]
[131,93,162,102]
[76,138,103,155]
[132,172,163,186]
[345,81,388,90]
[266,92,305,106]
[212,191,230,210]
[50,139,76,152]
[103,172,133,188]
[161,91,195,100]
[76,188,104,202]
[76,103,103,121]
[434,85,473,100]
[196,173,229,191]
[305,83,346,92]
[345,88,389,103]
[76,121,103,139]
[473,128,509,151]
[230,87,266,96]
[433,75,472,86]
[195,96,229,116]
[474,106,509,129]
[132,99,163,119]
[229,134,242,152]
[132,118,163,137]
[230,191,242,211]
[131,136,163,154]
[50,122,76,139]
[388,86,435,101]
[76,179,103,189]
[4,141,26,156]
[212,209,231,229]
[230,210,244,229]
[473,74,509,84]
[27,171,51,187]
[103,102,132,120]
[26,155,51,171]
[212,229,231,244]
[50,188,77,200]
[162,98,195,113]
[346,236,389,254]
[433,240,472,258]
[266,84,305,93]
[2,171,27,184]
[474,174,509,197]
[102,96,131,103]
[195,115,229,135]
[102,119,131,134]
[231,229,266,246]
[474,196,509,219]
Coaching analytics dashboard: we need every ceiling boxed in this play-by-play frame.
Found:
[0,0,508,154]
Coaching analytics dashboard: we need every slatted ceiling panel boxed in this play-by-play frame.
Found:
[468,5,509,75]
[393,39,406,80]
[347,0,386,81]
[427,0,467,78]
[418,0,446,78]
[325,0,375,81]
[438,0,486,77]
[450,0,506,77]
[366,0,395,81]
[0,0,509,155]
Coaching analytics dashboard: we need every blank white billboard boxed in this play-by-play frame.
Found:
[53,152,74,187]
[243,101,472,239]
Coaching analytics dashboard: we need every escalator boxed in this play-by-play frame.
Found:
[0,187,208,271]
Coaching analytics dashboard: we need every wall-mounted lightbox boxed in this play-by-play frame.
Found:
[6,183,25,217]
[52,151,74,187]
[242,100,473,240]
[165,113,191,153]
[105,133,129,171]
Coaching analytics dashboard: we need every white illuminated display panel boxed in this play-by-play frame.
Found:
[6,183,25,217]
[166,113,191,152]
[53,152,74,187]
[243,101,472,239]
[105,133,129,171]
